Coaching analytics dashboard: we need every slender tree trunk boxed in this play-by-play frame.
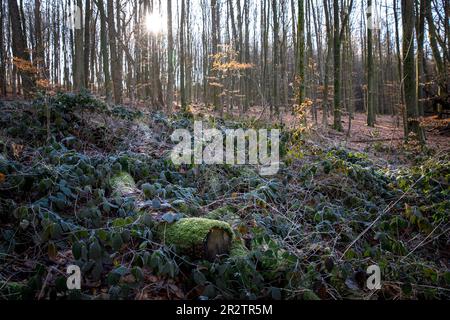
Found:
[333,0,342,131]
[34,0,44,79]
[367,0,375,127]
[401,0,425,143]
[332,0,353,131]
[323,0,332,126]
[107,0,122,104]
[74,0,85,90]
[416,0,426,117]
[393,0,406,131]
[8,0,35,96]
[180,0,187,111]
[166,0,174,112]
[84,0,91,88]
[97,0,112,103]
[272,0,279,116]
[297,0,305,106]
[0,0,6,96]
[425,0,446,118]
[210,0,220,110]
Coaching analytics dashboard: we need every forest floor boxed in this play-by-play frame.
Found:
[187,103,450,166]
[0,94,449,300]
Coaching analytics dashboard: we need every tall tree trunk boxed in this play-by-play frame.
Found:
[425,0,446,118]
[333,0,342,131]
[0,0,6,96]
[166,0,174,112]
[332,0,353,131]
[210,0,220,110]
[401,0,425,143]
[367,0,375,127]
[8,0,35,96]
[84,0,91,88]
[180,0,187,111]
[97,0,112,103]
[272,0,279,116]
[416,0,426,117]
[107,0,123,104]
[297,0,305,106]
[322,0,332,126]
[74,0,85,90]
[393,0,406,131]
[34,0,45,79]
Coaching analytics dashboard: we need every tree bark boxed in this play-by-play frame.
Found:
[107,0,123,104]
[297,0,305,106]
[96,0,112,103]
[0,0,6,96]
[401,0,425,143]
[333,0,342,131]
[84,0,91,88]
[34,0,44,79]
[166,0,174,112]
[180,0,187,111]
[8,0,35,96]
[74,0,85,90]
[367,0,375,127]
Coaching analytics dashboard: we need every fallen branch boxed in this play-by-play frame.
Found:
[350,138,403,143]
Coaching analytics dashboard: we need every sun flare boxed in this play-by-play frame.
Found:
[145,12,167,34]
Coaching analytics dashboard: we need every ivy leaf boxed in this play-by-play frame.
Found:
[152,199,162,210]
[72,242,82,260]
[131,267,144,283]
[270,287,282,300]
[162,213,180,224]
[193,269,207,286]
[113,266,130,277]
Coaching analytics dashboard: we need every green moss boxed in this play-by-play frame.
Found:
[160,218,234,251]
[110,172,136,196]
[206,206,241,226]
[230,239,249,258]
[206,206,235,220]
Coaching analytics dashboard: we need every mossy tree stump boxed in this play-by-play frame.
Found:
[159,218,233,261]
[109,173,234,261]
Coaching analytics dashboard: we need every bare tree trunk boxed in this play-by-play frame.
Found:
[210,0,220,110]
[272,0,279,117]
[415,0,426,117]
[8,0,35,96]
[84,0,91,88]
[180,0,187,111]
[34,0,45,79]
[74,0,85,90]
[425,0,446,118]
[166,0,174,112]
[107,0,123,104]
[97,0,112,103]
[401,0,425,143]
[323,0,332,126]
[333,0,353,132]
[0,0,6,96]
[333,0,342,131]
[297,0,305,106]
[367,0,375,127]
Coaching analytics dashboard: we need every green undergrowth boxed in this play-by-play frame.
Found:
[0,93,448,300]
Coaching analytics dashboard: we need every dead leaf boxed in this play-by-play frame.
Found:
[48,242,58,260]
[0,173,5,183]
[11,143,24,158]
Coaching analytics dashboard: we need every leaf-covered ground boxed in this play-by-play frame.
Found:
[0,93,449,300]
